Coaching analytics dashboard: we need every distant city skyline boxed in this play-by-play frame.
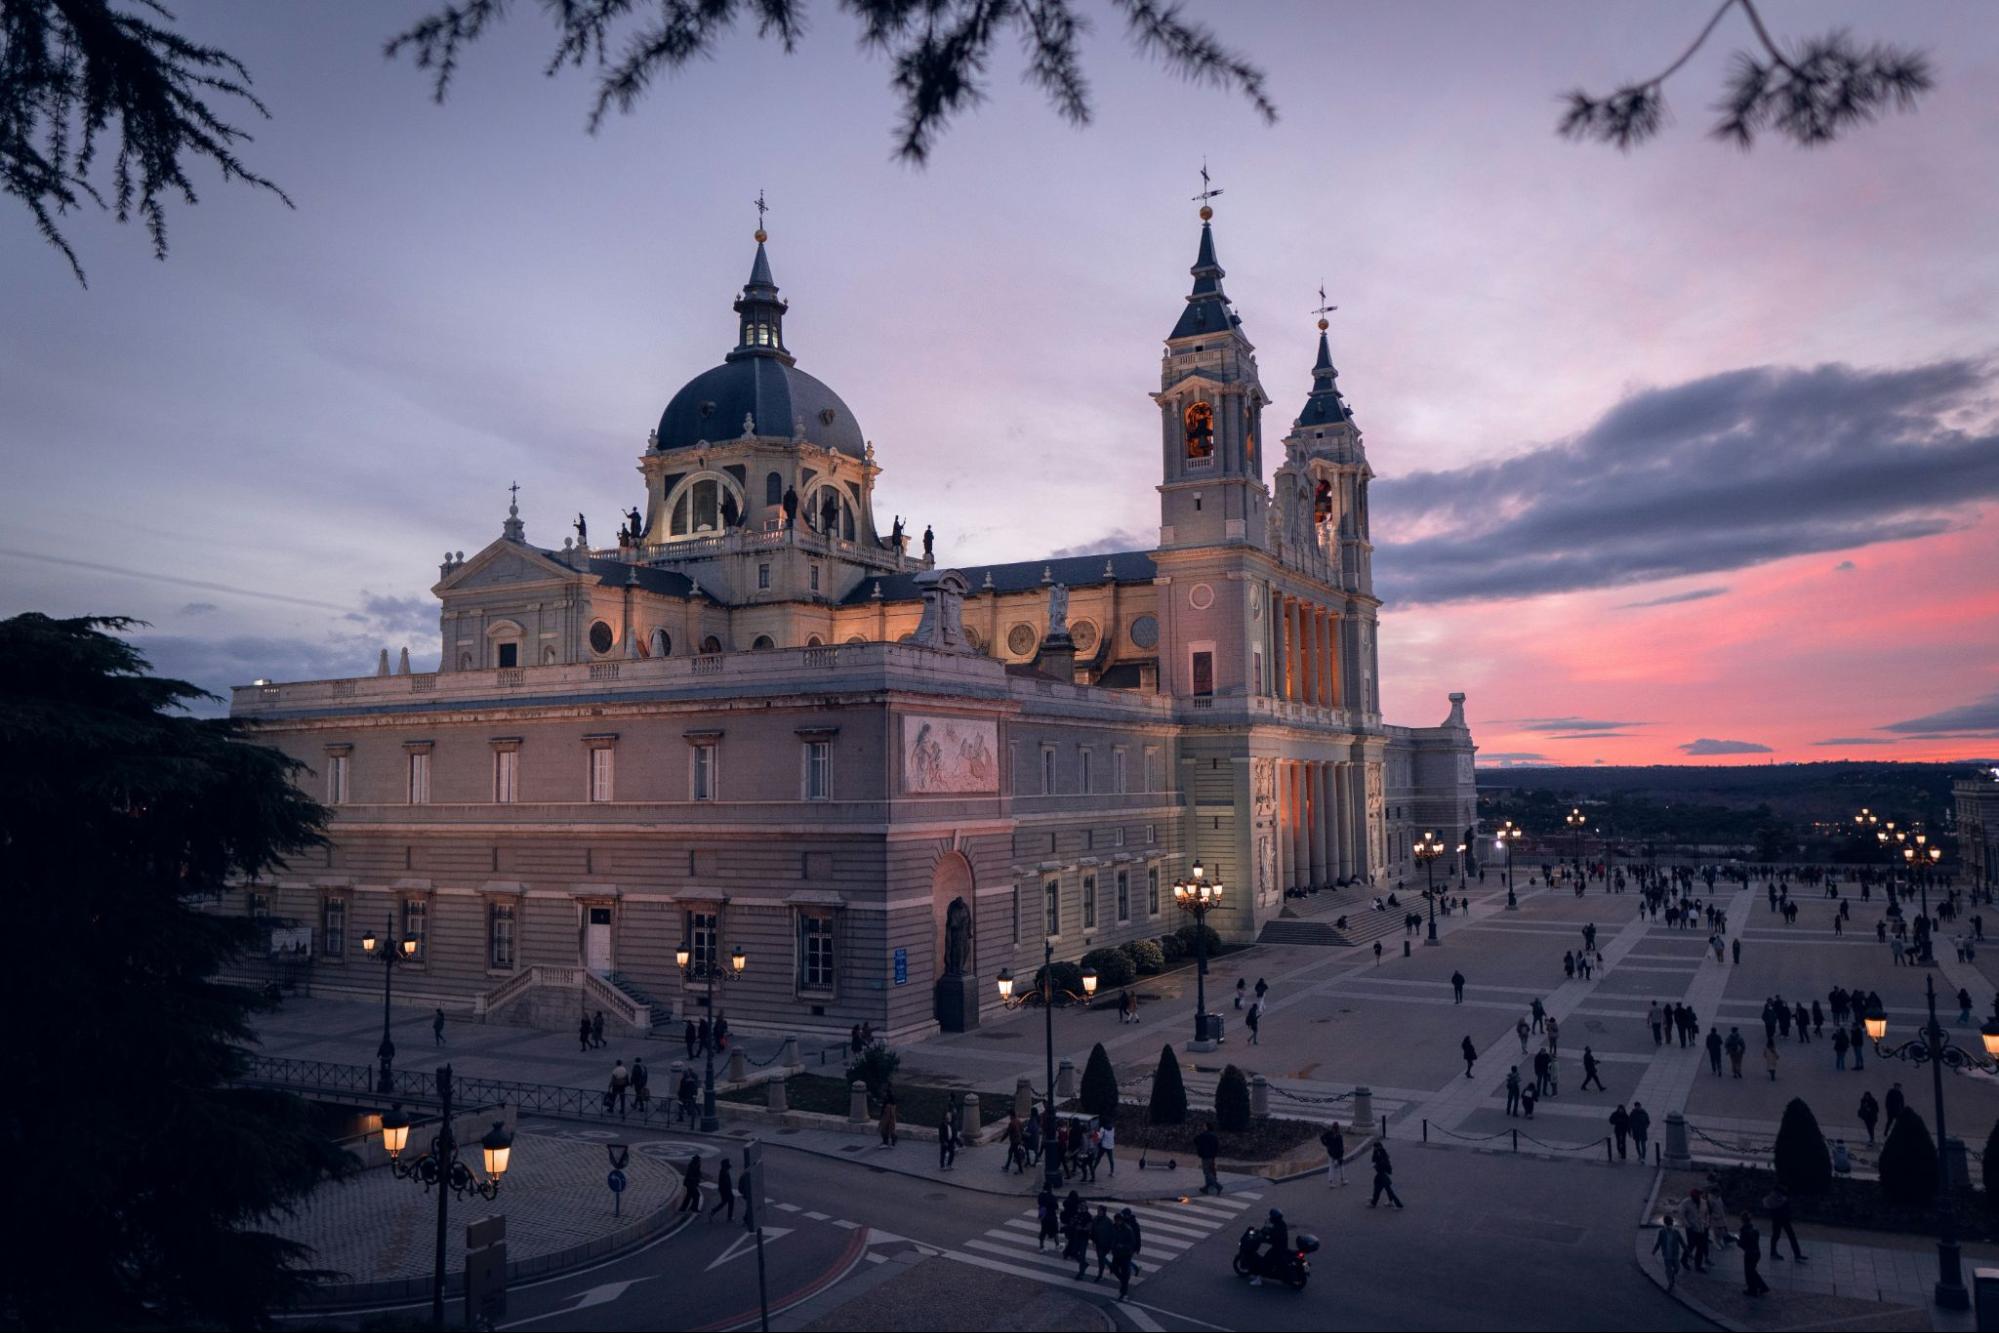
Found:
[2,2,1993,765]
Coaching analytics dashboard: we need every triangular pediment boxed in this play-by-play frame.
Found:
[433,540,582,595]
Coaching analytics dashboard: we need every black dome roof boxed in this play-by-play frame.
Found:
[656,356,865,458]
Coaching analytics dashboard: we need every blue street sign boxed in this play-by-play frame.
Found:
[607,1168,627,1193]
[893,948,908,986]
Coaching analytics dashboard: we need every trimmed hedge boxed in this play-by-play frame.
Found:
[1124,938,1165,975]
[1215,1064,1251,1132]
[1080,1043,1120,1125]
[1080,947,1137,991]
[1774,1097,1832,1196]
[1148,1045,1188,1125]
[1880,1109,1940,1206]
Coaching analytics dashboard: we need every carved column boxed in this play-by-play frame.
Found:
[1307,763,1328,888]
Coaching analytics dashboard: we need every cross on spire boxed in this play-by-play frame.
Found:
[1192,160,1223,208]
[508,480,520,509]
[754,188,769,239]
[1312,283,1337,321]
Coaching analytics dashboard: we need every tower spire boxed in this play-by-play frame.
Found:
[730,192,792,364]
[1170,164,1238,341]
[1295,284,1353,429]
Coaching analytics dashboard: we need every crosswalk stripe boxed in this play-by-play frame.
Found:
[964,1236,1164,1275]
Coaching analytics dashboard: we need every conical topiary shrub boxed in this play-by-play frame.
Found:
[1215,1064,1251,1132]
[1773,1097,1833,1195]
[1879,1107,1940,1207]
[1148,1045,1187,1126]
[1080,1042,1120,1126]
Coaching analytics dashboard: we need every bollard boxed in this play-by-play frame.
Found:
[1974,1267,1999,1332]
[1382,1112,1390,1139]
[1403,939,1411,957]
[778,1034,799,1066]
[1662,1112,1693,1170]
[962,1093,981,1136]
[1603,1135,1612,1163]
[1948,1136,1970,1186]
[1251,1074,1269,1118]
[1015,1076,1033,1120]
[849,1080,869,1123]
[767,1077,788,1112]
[1351,1086,1375,1134]
[728,1047,747,1083]
[1422,1118,1428,1144]
[1057,1058,1077,1099]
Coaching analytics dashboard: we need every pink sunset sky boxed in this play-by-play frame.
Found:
[1,2,1993,765]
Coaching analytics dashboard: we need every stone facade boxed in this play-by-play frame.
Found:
[227,207,1477,1041]
[1955,768,1999,892]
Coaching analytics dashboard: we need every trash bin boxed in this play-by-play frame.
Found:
[1205,1013,1226,1043]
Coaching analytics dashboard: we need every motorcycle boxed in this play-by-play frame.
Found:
[1232,1226,1319,1290]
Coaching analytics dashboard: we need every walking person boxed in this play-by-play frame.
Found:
[679,1154,705,1212]
[1090,1205,1115,1282]
[1246,998,1262,1045]
[938,1104,959,1171]
[1037,1185,1059,1250]
[1461,1035,1478,1078]
[1763,1041,1780,1081]
[1196,1122,1222,1195]
[1322,1122,1348,1186]
[1726,1027,1747,1078]
[1740,1215,1771,1296]
[1652,1215,1685,1291]
[631,1057,650,1115]
[592,1010,606,1050]
[1452,970,1466,1003]
[579,1014,594,1054]
[685,1019,699,1060]
[1706,1027,1724,1075]
[1504,1066,1522,1117]
[1609,1104,1631,1159]
[1859,1090,1880,1144]
[1098,1120,1116,1176]
[607,1059,630,1117]
[1368,1141,1404,1209]
[1234,978,1246,1010]
[1517,1017,1531,1054]
[878,1085,898,1148]
[1110,1210,1138,1301]
[708,1158,737,1223]
[1581,1046,1605,1091]
[677,1066,699,1124]
[433,1007,447,1046]
[1629,1102,1652,1160]
[1763,1185,1807,1262]
[1833,1026,1850,1070]
[1531,997,1546,1032]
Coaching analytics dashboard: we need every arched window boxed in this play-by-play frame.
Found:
[541,645,558,665]
[1184,400,1215,459]
[765,472,783,508]
[751,635,775,651]
[700,635,723,654]
[649,628,670,658]
[665,473,745,538]
[804,484,857,542]
[806,635,824,647]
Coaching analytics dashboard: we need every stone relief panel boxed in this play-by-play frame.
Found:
[1366,761,1385,874]
[901,716,1000,794]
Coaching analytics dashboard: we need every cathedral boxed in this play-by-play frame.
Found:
[228,200,1478,1041]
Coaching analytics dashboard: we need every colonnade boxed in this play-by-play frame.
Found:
[1273,757,1366,890]
[1270,590,1341,706]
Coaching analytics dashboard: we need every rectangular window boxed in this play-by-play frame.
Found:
[326,754,350,805]
[494,749,519,803]
[1041,746,1056,795]
[408,751,431,804]
[589,746,615,802]
[1011,885,1022,944]
[497,641,519,668]
[758,563,772,590]
[402,897,428,961]
[249,891,271,919]
[803,741,830,800]
[799,913,835,991]
[687,910,718,976]
[1147,866,1160,915]
[1144,746,1161,793]
[809,565,821,592]
[1252,645,1264,696]
[1191,650,1214,697]
[322,896,346,956]
[489,900,515,969]
[1080,749,1092,794]
[1116,870,1130,923]
[1113,749,1128,794]
[692,743,717,801]
[1044,879,1060,937]
[1083,873,1097,929]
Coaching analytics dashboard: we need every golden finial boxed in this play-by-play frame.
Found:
[1199,205,1213,222]
[1313,282,1337,331]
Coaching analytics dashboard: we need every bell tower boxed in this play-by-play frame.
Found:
[1154,177,1271,552]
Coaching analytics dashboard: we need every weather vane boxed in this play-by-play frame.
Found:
[1312,282,1337,328]
[754,188,769,240]
[1192,160,1223,209]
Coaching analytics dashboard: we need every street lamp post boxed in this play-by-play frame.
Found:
[360,916,419,1095]
[1456,841,1468,899]
[996,947,1098,1195]
[1905,837,1944,965]
[1172,860,1225,1049]
[1863,979,1999,1311]
[1414,831,1446,945]
[676,937,747,1132]
[1497,820,1524,910]
[1566,807,1586,884]
[378,1065,516,1330]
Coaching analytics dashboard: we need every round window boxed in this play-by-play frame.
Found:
[1006,623,1038,657]
[588,620,615,654]
[1188,583,1214,610]
[1128,615,1159,649]
[1071,620,1098,653]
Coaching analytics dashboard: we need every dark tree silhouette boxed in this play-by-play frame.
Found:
[0,613,348,1327]
[1559,0,1930,150]
[1079,1041,1120,1125]
[385,0,1276,163]
[0,0,291,285]
[1147,1043,1187,1125]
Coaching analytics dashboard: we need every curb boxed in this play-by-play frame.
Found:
[1632,1219,1742,1333]
[290,1197,690,1310]
[764,1131,1264,1202]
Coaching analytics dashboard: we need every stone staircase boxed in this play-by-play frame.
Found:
[1255,919,1351,947]
[608,971,674,1030]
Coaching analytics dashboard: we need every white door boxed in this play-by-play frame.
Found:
[585,907,613,974]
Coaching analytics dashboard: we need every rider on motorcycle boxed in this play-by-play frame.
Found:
[1252,1208,1290,1283]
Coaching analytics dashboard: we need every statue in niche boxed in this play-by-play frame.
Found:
[574,512,588,547]
[782,485,799,527]
[944,897,973,975]
[1047,583,1069,637]
[1184,400,1215,458]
